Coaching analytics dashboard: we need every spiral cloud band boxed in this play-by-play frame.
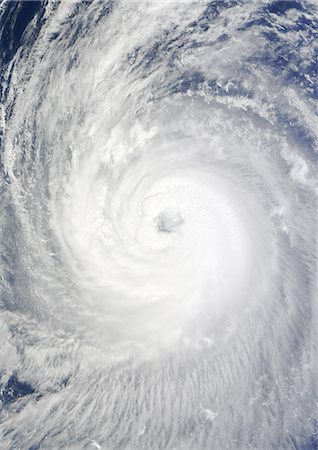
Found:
[0,1,317,449]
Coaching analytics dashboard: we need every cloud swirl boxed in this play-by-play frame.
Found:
[0,1,317,449]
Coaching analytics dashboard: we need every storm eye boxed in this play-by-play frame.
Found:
[155,209,185,233]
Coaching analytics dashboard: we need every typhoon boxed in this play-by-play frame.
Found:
[0,1,317,449]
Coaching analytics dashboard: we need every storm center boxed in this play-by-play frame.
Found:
[155,209,185,233]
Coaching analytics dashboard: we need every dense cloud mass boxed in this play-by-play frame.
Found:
[0,1,317,449]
